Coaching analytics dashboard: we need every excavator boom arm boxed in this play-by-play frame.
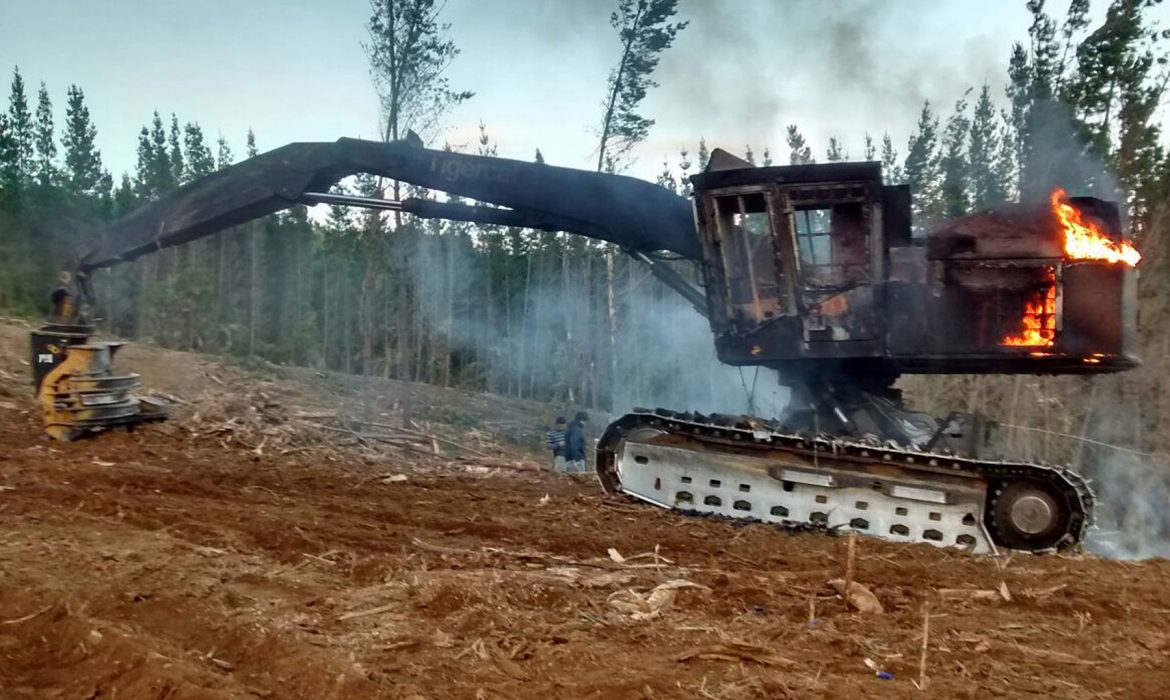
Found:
[72,135,701,273]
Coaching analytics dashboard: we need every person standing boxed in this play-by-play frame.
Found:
[564,411,589,474]
[546,417,567,472]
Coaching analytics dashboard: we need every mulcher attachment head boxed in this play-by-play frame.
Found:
[31,326,166,441]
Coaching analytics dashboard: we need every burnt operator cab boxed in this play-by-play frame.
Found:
[691,150,1139,379]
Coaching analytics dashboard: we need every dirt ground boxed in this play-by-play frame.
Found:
[2,319,1170,699]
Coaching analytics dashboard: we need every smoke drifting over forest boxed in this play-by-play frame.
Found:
[644,0,1009,162]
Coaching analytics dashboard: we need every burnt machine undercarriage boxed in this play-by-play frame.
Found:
[597,364,1092,553]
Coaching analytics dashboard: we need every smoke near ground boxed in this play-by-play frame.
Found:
[404,216,787,419]
[1083,452,1170,560]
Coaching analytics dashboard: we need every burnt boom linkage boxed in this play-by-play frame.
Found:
[33,135,1139,554]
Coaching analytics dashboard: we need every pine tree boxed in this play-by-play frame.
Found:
[0,114,14,188]
[826,137,845,162]
[939,94,971,218]
[968,85,1006,209]
[168,114,184,184]
[1004,1,1100,200]
[366,0,474,145]
[534,147,545,164]
[1065,0,1166,214]
[655,157,678,192]
[744,145,755,165]
[148,111,174,195]
[32,82,57,186]
[696,137,709,171]
[677,145,692,195]
[596,0,688,171]
[1027,0,1061,99]
[995,114,1018,201]
[904,101,941,225]
[761,147,773,167]
[61,85,110,198]
[7,67,33,179]
[880,133,902,183]
[133,127,153,198]
[112,173,136,216]
[183,123,215,180]
[863,133,876,161]
[1006,41,1032,183]
[786,125,813,164]
[215,135,233,169]
[246,128,257,158]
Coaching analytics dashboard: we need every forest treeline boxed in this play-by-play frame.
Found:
[2,0,1170,481]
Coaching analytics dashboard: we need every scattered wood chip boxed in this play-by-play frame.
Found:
[1011,643,1103,665]
[827,579,883,613]
[92,459,116,467]
[675,641,794,666]
[1,605,52,625]
[539,566,582,585]
[1023,583,1067,600]
[938,588,1010,602]
[607,579,711,620]
[377,638,423,652]
[582,571,638,589]
[301,552,336,566]
[382,474,409,483]
[337,602,400,622]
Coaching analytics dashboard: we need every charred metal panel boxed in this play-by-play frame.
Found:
[885,282,928,355]
[910,260,1059,357]
[926,202,1062,261]
[766,189,800,317]
[882,185,912,248]
[691,161,883,192]
[888,246,926,284]
[1060,263,1127,356]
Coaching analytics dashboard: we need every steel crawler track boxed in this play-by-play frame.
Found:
[596,409,1093,553]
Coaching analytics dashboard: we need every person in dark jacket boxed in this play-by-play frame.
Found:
[564,411,589,473]
[546,416,567,472]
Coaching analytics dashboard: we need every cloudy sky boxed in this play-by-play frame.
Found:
[0,0,1158,184]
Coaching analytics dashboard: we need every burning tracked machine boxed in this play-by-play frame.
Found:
[32,135,1140,554]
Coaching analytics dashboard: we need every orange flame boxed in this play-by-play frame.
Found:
[1001,269,1057,347]
[1051,189,1141,266]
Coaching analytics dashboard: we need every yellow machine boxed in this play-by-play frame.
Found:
[31,278,164,441]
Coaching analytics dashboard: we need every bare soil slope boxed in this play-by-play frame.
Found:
[1,319,1169,699]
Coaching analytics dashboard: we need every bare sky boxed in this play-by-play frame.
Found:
[1,1,1159,184]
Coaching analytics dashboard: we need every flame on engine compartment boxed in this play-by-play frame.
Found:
[1001,268,1058,347]
[1051,189,1141,266]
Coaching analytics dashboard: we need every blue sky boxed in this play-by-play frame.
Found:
[0,1,1157,184]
